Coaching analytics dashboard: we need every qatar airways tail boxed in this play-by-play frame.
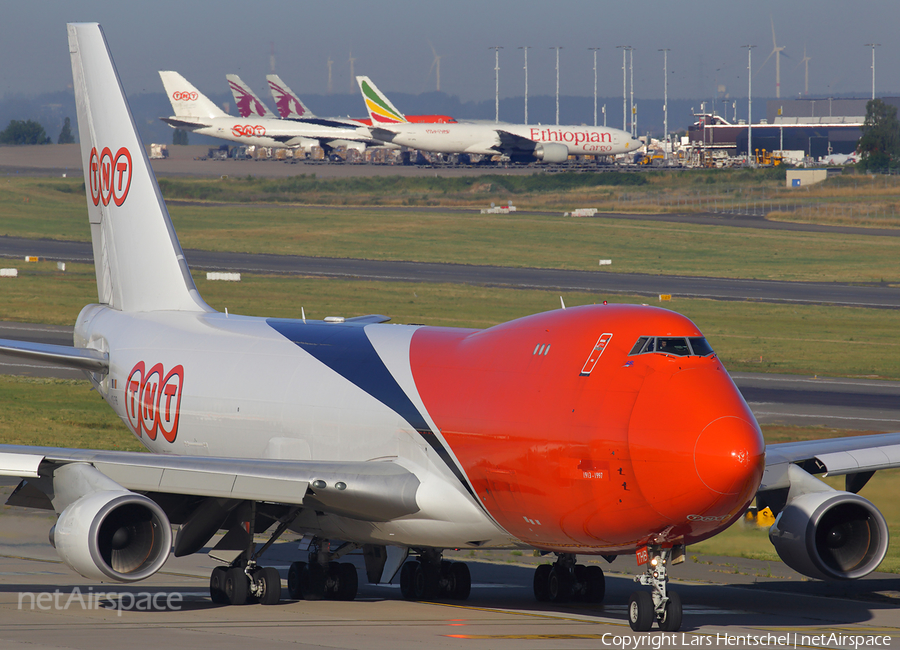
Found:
[227,74,278,119]
[266,74,316,120]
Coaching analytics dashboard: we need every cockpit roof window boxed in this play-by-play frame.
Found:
[628,336,716,357]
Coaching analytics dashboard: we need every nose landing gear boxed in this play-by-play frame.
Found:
[628,546,682,632]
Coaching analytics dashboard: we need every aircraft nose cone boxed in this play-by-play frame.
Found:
[694,415,764,495]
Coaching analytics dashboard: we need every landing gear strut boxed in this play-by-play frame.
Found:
[208,503,300,606]
[399,549,471,601]
[286,538,360,601]
[532,553,606,603]
[628,546,682,632]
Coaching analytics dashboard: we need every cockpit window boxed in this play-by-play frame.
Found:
[688,337,715,357]
[628,336,716,357]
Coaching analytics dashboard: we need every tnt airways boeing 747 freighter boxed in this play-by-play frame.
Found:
[1,23,898,633]
[356,75,640,162]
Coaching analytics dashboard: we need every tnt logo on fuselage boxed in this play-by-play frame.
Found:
[89,146,132,207]
[125,361,184,443]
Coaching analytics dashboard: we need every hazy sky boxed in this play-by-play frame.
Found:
[2,0,899,103]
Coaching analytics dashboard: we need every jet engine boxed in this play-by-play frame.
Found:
[768,490,888,580]
[533,143,569,163]
[48,464,172,583]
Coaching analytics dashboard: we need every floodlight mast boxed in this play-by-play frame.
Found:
[617,45,629,132]
[490,46,503,123]
[865,43,880,100]
[519,46,531,123]
[743,45,756,165]
[589,48,600,127]
[551,47,563,125]
[660,48,670,161]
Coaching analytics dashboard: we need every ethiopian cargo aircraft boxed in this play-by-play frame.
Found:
[1,23,899,633]
[159,71,372,150]
[266,73,457,126]
[356,75,641,162]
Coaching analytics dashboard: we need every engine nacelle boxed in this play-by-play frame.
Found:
[51,490,172,583]
[769,490,888,580]
[533,143,569,163]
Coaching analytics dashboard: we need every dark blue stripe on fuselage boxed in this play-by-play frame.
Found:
[267,318,430,432]
[267,318,479,503]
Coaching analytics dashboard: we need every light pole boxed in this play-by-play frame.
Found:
[865,43,880,100]
[617,46,628,132]
[659,48,670,160]
[743,44,756,165]
[550,47,562,125]
[519,46,530,123]
[489,46,502,123]
[589,47,600,127]
[629,47,635,136]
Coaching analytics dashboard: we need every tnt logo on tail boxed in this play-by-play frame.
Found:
[125,361,184,443]
[88,146,132,207]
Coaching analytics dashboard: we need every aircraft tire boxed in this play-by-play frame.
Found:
[658,591,682,632]
[337,562,359,601]
[224,567,249,606]
[585,565,606,603]
[413,562,439,600]
[287,561,306,599]
[533,564,552,602]
[449,562,471,600]
[628,591,654,632]
[209,566,228,604]
[257,567,282,605]
[301,562,327,601]
[399,561,418,600]
[548,566,573,603]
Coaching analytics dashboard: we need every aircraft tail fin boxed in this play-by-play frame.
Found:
[69,24,209,313]
[356,76,408,124]
[159,70,228,119]
[226,74,277,119]
[266,74,316,120]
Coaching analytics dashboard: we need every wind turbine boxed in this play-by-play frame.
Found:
[758,16,787,98]
[428,42,442,92]
[796,44,811,96]
[348,51,356,92]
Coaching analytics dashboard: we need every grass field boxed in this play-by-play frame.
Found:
[2,177,899,284]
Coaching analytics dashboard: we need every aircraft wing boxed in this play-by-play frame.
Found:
[0,444,419,522]
[0,338,107,372]
[762,432,900,491]
[494,129,540,154]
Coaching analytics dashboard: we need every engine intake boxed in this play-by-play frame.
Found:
[533,143,569,163]
[769,490,888,580]
[51,490,172,582]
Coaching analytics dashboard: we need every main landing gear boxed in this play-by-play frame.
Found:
[532,553,606,603]
[628,546,682,632]
[286,538,360,601]
[399,549,471,601]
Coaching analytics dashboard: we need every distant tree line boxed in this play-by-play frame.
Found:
[0,117,76,145]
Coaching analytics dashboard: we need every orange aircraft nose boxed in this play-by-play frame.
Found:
[627,364,765,537]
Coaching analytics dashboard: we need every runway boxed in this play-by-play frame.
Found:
[0,496,897,649]
[2,236,899,308]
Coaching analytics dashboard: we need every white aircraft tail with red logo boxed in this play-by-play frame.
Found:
[266,74,316,120]
[159,70,229,120]
[69,24,209,313]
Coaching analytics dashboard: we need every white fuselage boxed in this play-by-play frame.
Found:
[166,115,373,149]
[375,123,639,156]
[73,304,513,550]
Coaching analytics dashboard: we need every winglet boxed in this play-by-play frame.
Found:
[69,24,209,313]
[266,74,316,120]
[356,76,408,124]
[159,70,228,119]
[226,74,276,118]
